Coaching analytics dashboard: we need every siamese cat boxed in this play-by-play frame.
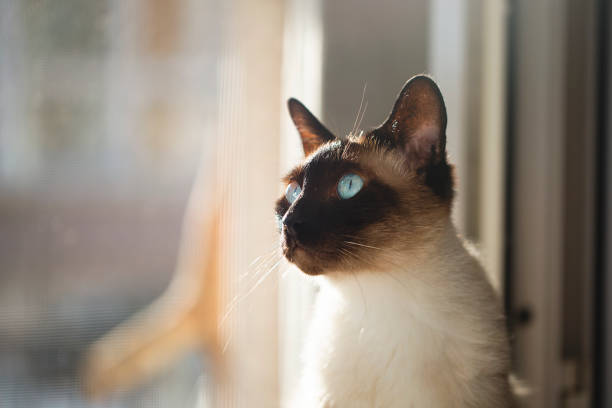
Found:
[276,75,512,407]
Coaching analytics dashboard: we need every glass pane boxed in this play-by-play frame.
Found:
[0,0,221,406]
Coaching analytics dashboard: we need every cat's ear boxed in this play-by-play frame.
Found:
[288,98,335,156]
[373,75,447,170]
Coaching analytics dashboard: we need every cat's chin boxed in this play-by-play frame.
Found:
[295,262,325,276]
[283,246,326,276]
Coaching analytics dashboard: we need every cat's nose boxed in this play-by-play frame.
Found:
[283,214,304,241]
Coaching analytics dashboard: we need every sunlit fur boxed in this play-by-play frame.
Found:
[279,76,512,407]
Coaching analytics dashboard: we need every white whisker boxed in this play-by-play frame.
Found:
[344,240,382,250]
[351,83,368,137]
[355,100,368,136]
[241,246,280,279]
[219,252,282,329]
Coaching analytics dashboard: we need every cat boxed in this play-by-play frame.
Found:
[275,75,513,407]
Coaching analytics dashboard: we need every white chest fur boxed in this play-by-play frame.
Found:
[292,238,512,408]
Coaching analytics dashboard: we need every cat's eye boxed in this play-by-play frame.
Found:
[337,173,364,199]
[285,181,302,204]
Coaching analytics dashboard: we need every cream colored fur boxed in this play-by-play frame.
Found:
[292,221,512,407]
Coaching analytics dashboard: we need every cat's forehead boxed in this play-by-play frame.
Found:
[300,140,366,178]
[284,137,402,187]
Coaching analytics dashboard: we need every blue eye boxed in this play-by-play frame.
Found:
[285,181,302,204]
[337,173,364,199]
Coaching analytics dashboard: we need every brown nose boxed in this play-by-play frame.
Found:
[283,213,305,242]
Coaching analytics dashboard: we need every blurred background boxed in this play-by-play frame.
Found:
[0,0,609,407]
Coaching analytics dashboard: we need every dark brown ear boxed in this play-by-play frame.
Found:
[374,75,447,171]
[372,75,453,199]
[287,98,335,156]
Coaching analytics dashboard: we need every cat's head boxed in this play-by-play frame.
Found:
[275,75,454,275]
